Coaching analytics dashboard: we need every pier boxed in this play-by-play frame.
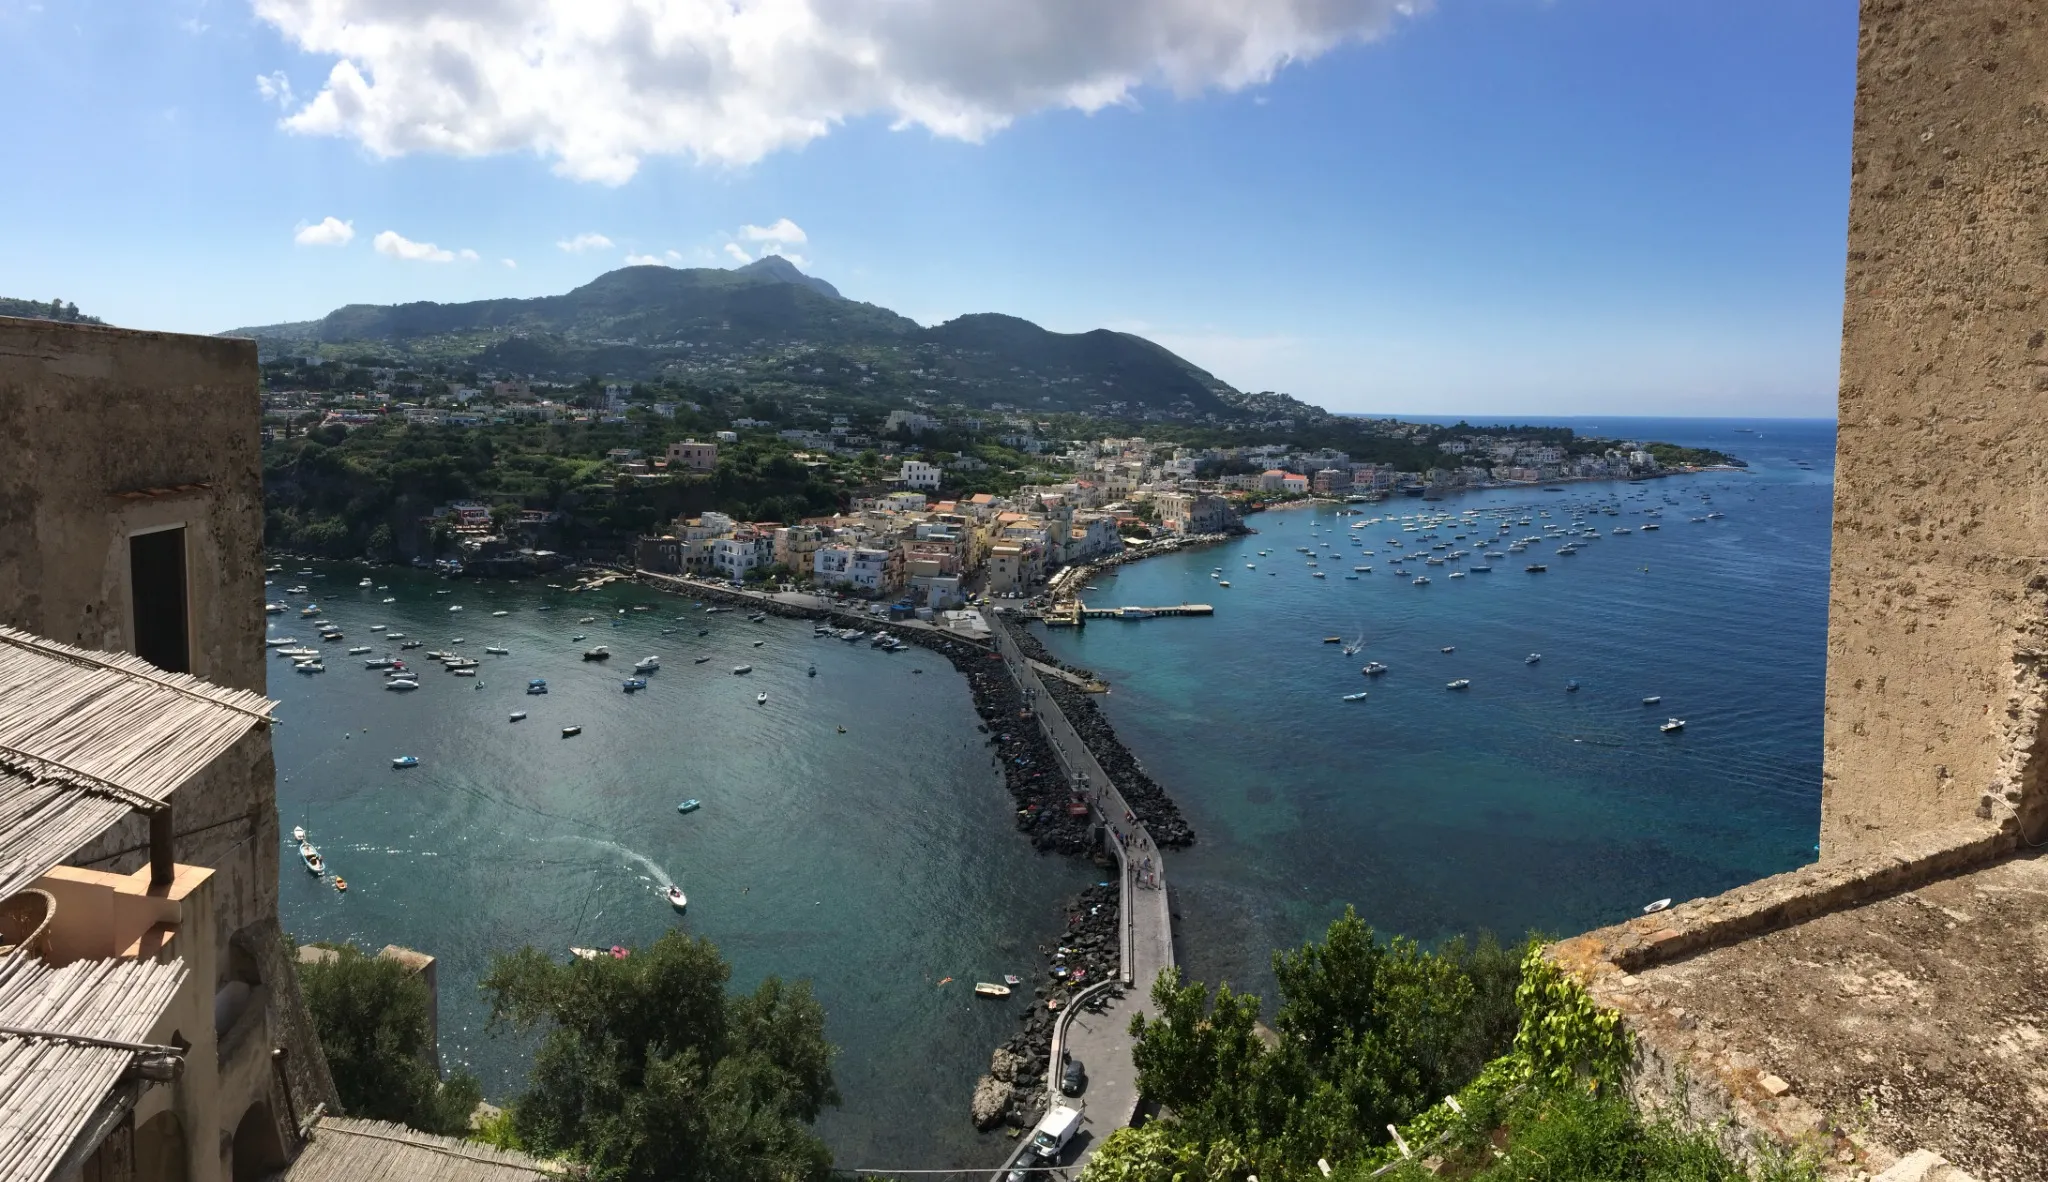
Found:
[1040,602,1214,627]
[985,607,1175,1176]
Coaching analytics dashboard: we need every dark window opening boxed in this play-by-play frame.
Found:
[130,528,189,673]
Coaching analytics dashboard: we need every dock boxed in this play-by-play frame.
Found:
[1041,602,1214,627]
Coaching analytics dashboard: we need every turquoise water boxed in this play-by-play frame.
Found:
[1037,418,1835,998]
[266,575,1091,1167]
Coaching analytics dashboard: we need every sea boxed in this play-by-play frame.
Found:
[268,415,1833,1167]
[1034,416,1835,1000]
[266,571,1093,1169]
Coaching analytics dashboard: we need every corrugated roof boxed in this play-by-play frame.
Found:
[0,626,277,899]
[283,1117,553,1182]
[0,953,187,1182]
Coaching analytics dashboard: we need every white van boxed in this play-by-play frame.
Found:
[1029,1105,1082,1161]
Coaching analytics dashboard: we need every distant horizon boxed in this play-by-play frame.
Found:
[1365,413,1838,424]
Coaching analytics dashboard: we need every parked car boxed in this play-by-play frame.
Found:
[1059,1056,1087,1097]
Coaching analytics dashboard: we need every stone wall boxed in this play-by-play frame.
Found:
[0,316,265,692]
[1825,1,2048,856]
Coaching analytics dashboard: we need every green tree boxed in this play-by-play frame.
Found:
[299,945,482,1135]
[483,931,838,1182]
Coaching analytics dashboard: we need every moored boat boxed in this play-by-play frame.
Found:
[300,842,324,875]
[973,982,1011,998]
[392,755,418,769]
[677,799,701,813]
[562,725,582,737]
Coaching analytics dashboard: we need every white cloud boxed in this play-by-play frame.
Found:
[739,218,806,246]
[624,252,671,266]
[556,232,615,253]
[373,230,469,262]
[722,242,752,265]
[293,216,355,246]
[256,71,294,107]
[502,258,518,268]
[252,0,1426,183]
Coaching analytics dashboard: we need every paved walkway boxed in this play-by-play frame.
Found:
[985,608,1174,1174]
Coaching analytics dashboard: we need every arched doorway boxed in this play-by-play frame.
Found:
[133,1111,188,1182]
[230,1101,287,1182]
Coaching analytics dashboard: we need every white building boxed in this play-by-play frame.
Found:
[711,532,773,580]
[898,460,941,490]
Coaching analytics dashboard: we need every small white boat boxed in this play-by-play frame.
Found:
[1342,691,1369,702]
[1642,695,1662,706]
[300,843,324,875]
[382,597,396,603]
[634,656,660,672]
[348,645,373,655]
[385,679,420,691]
[1525,654,1541,664]
[492,610,509,617]
[583,646,611,661]
[755,692,768,705]
[667,885,687,911]
[562,725,582,737]
[369,624,386,631]
[359,577,373,587]
[485,646,509,655]
[292,825,307,842]
[732,664,752,674]
[452,667,477,677]
[449,605,463,612]
[509,711,527,722]
[1660,718,1686,733]
[1643,898,1673,914]
[1446,679,1471,690]
[973,982,1011,998]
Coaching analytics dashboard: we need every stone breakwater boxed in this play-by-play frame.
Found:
[630,577,1127,1129]
[971,883,1124,1132]
[1003,617,1196,849]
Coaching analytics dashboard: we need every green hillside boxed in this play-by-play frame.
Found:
[227,259,1237,416]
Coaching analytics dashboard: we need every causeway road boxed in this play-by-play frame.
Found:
[986,607,1174,1174]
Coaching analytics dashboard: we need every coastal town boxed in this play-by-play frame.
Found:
[261,364,1730,602]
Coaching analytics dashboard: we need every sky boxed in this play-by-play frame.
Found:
[0,0,1857,417]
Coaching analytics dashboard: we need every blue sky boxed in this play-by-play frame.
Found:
[0,0,1855,417]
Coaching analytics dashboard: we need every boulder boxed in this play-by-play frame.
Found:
[970,1075,1015,1130]
[990,1047,1024,1083]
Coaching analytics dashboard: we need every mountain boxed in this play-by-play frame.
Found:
[227,261,1242,417]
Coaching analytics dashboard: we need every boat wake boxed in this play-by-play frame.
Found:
[555,835,675,890]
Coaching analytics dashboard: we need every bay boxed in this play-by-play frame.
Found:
[266,570,1092,1167]
[1035,417,1835,1001]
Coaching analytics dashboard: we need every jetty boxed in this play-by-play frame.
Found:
[1040,602,1213,628]
[985,607,1174,1175]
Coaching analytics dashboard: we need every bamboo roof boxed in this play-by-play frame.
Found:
[282,1117,554,1182]
[0,953,186,1182]
[0,625,277,899]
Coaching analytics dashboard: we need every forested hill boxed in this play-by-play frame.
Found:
[225,258,1243,417]
[0,297,103,325]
